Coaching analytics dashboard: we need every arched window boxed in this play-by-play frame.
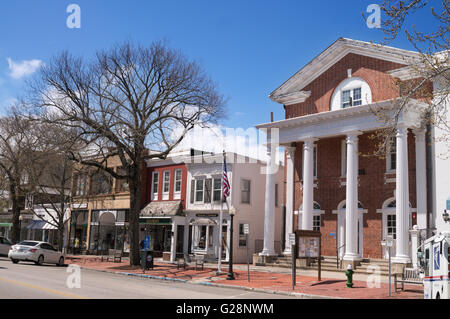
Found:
[330,77,372,111]
[337,200,363,210]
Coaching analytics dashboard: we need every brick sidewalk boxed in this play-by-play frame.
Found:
[65,257,423,299]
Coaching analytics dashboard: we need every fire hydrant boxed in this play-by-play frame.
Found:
[345,264,354,288]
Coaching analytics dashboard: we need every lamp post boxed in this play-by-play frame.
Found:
[227,207,236,280]
[18,215,23,242]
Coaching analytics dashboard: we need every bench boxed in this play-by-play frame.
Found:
[394,267,423,292]
[177,256,187,269]
[194,254,205,271]
[101,249,122,263]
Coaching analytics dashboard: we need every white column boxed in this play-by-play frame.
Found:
[343,132,361,261]
[283,146,296,255]
[414,129,427,230]
[170,221,178,262]
[301,139,316,231]
[393,125,411,264]
[261,144,276,256]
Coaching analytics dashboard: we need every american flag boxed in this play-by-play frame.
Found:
[222,151,230,199]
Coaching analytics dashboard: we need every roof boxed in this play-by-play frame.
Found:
[270,38,421,104]
[140,200,184,217]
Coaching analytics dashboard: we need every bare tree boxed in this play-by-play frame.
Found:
[29,41,226,265]
[0,115,40,243]
[364,0,449,156]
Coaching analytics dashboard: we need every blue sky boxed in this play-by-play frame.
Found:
[0,0,440,129]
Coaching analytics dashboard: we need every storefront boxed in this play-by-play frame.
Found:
[0,222,12,238]
[186,211,230,262]
[140,200,185,262]
[68,210,89,254]
[89,210,129,255]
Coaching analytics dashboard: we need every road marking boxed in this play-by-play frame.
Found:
[224,291,253,299]
[0,276,88,299]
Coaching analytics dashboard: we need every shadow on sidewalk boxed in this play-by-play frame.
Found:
[311,280,346,286]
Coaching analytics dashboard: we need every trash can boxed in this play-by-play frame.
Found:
[140,249,154,270]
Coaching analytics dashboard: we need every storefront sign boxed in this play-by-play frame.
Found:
[72,203,88,209]
[195,213,219,217]
[140,218,172,225]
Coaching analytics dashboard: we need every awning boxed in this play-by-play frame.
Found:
[141,200,184,217]
[27,220,57,230]
[0,223,12,228]
[189,218,217,226]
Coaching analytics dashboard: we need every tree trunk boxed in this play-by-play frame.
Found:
[9,183,21,244]
[128,162,142,266]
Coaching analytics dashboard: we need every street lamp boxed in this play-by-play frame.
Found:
[18,215,23,242]
[227,207,237,280]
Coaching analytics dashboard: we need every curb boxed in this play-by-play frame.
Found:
[73,264,341,299]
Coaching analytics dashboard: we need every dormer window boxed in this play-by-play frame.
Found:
[342,87,362,108]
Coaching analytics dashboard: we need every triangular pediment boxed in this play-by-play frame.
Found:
[270,38,421,104]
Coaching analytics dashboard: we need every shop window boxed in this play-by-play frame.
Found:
[241,179,251,204]
[238,224,247,247]
[151,172,159,200]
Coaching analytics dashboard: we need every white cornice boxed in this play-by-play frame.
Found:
[270,90,311,105]
[270,38,421,102]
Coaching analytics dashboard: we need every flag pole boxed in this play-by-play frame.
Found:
[217,151,224,275]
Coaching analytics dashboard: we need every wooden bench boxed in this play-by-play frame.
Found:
[394,267,423,292]
[101,249,122,263]
[194,254,205,271]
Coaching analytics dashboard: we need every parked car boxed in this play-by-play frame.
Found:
[0,236,12,256]
[8,241,65,266]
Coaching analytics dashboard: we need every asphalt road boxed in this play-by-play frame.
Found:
[0,257,295,299]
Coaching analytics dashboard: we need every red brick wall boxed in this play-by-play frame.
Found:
[146,164,187,209]
[288,132,418,259]
[285,53,406,118]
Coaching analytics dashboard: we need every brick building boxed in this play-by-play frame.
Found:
[256,38,435,269]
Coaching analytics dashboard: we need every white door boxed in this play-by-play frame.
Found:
[382,213,397,259]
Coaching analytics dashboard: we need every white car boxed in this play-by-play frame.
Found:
[0,236,12,256]
[8,241,65,266]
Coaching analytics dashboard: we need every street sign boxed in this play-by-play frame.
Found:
[243,224,249,235]
[289,233,296,245]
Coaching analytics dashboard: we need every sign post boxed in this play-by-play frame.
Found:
[289,233,296,290]
[381,235,394,297]
[244,224,250,282]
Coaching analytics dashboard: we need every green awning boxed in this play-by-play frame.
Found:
[0,223,12,228]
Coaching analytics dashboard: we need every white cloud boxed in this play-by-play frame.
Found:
[7,58,42,79]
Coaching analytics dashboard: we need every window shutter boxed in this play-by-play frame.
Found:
[205,179,212,203]
[190,180,194,204]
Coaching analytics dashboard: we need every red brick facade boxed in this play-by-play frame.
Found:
[283,53,424,259]
[146,164,188,209]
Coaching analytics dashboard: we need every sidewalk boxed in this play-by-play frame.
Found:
[65,256,423,299]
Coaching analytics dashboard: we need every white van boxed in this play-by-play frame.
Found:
[422,231,450,299]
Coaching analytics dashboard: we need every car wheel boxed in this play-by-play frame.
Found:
[11,259,19,264]
[36,255,44,266]
[57,256,64,266]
